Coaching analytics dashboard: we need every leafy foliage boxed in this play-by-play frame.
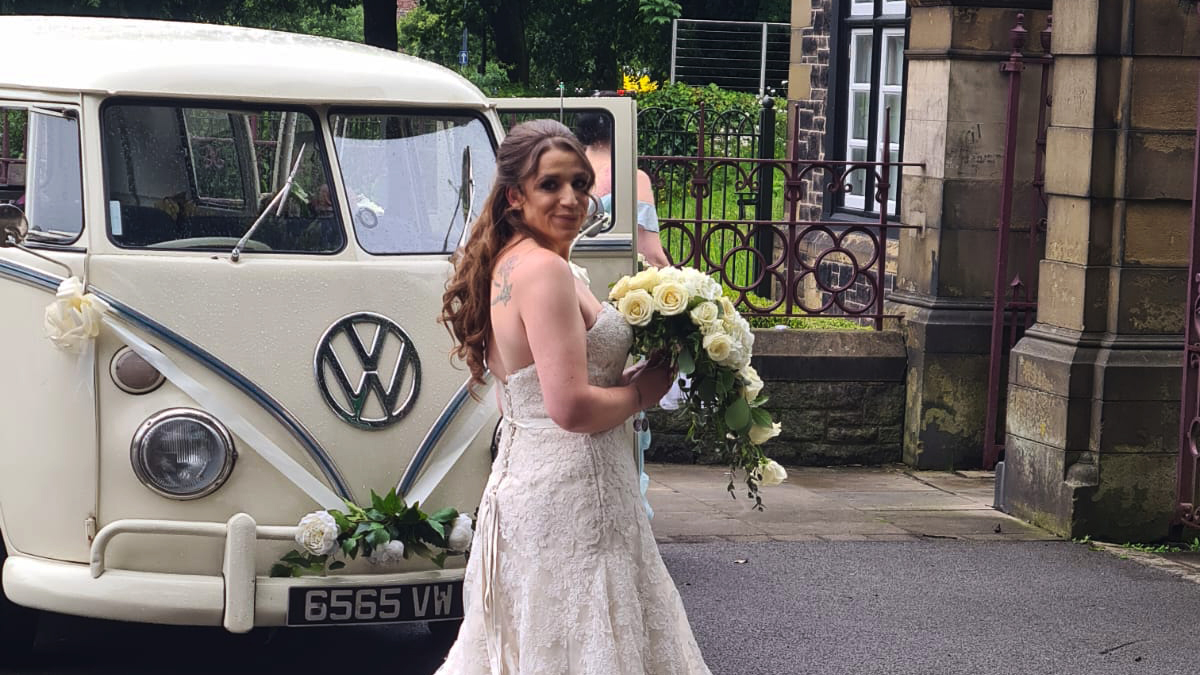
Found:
[270,490,463,577]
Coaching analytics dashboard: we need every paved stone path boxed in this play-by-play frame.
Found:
[645,462,1057,543]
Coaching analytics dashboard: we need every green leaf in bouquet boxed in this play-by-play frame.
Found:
[432,551,448,569]
[426,518,446,539]
[353,522,374,537]
[269,562,294,578]
[750,406,773,428]
[677,346,695,375]
[430,507,458,523]
[365,508,386,521]
[717,368,734,395]
[725,397,751,431]
[341,538,358,557]
[383,489,404,515]
[368,529,390,547]
[752,395,770,407]
[370,489,386,512]
[281,550,307,565]
[329,561,346,571]
[408,540,434,559]
[330,510,352,532]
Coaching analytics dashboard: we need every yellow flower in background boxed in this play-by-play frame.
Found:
[622,73,659,94]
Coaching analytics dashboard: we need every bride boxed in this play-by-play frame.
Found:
[436,119,714,674]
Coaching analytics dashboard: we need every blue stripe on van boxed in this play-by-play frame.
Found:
[0,257,354,501]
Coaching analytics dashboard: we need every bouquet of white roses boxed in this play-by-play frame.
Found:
[610,265,786,508]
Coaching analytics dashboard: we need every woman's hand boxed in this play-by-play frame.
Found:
[629,359,675,411]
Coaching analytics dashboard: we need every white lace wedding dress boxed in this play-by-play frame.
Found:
[434,304,713,675]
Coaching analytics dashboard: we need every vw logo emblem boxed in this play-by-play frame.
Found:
[314,312,421,430]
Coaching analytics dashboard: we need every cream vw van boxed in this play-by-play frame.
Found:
[0,16,639,656]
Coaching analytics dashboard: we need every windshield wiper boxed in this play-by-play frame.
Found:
[442,146,475,252]
[25,227,77,244]
[231,143,307,262]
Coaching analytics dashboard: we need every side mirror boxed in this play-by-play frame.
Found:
[0,203,28,248]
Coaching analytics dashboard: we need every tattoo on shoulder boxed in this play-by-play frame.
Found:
[492,256,518,306]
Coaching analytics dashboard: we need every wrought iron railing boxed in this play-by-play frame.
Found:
[639,101,920,330]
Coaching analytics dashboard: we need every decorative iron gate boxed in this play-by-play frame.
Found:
[639,101,922,328]
[982,14,1053,469]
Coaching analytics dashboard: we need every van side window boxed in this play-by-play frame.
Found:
[0,107,84,243]
[329,112,496,255]
[101,103,344,253]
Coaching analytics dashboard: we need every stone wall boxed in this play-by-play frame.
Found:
[645,329,907,466]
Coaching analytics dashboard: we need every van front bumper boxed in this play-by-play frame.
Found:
[1,513,463,632]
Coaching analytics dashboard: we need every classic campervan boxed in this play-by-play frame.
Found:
[0,16,639,655]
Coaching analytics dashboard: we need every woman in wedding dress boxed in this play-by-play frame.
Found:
[436,119,715,674]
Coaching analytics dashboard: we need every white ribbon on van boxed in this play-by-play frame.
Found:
[44,276,343,509]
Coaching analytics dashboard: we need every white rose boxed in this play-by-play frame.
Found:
[749,421,782,446]
[447,514,474,552]
[609,275,631,301]
[618,289,655,327]
[627,268,659,293]
[741,366,764,401]
[754,459,788,486]
[690,301,720,327]
[295,511,340,556]
[719,296,737,318]
[652,282,689,316]
[369,539,406,565]
[702,332,734,363]
[44,276,111,352]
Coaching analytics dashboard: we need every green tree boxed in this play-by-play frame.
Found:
[0,0,388,47]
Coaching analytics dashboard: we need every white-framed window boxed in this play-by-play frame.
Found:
[853,1,907,18]
[839,3,907,216]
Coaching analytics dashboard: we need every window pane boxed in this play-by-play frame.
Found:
[848,147,867,197]
[26,111,83,239]
[883,93,902,137]
[103,104,344,253]
[853,34,874,84]
[852,92,870,141]
[183,110,243,206]
[888,148,900,203]
[885,35,904,86]
[331,113,497,254]
[852,0,873,15]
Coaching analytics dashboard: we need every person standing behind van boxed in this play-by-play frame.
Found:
[576,112,670,268]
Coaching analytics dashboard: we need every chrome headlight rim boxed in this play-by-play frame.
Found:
[130,408,237,500]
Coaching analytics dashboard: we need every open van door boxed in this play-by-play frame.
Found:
[491,96,639,298]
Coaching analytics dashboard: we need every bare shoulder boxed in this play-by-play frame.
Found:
[635,169,656,203]
[491,246,571,307]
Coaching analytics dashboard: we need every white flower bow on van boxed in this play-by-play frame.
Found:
[44,276,110,352]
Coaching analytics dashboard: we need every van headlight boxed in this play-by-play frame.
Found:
[131,409,236,499]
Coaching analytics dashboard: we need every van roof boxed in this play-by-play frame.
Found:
[0,15,489,107]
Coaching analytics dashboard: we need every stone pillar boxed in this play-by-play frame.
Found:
[888,0,1051,469]
[1003,0,1199,541]
[789,0,833,222]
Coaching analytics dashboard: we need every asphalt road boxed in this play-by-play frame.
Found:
[6,540,1199,675]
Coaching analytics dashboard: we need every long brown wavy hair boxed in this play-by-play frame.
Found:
[440,119,595,392]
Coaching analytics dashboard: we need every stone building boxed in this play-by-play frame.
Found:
[787,0,1200,542]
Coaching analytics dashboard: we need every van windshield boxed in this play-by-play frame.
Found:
[102,103,344,253]
[329,112,496,255]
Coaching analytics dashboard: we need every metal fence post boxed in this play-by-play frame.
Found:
[759,22,768,96]
[754,98,776,298]
[983,14,1028,470]
[670,19,678,84]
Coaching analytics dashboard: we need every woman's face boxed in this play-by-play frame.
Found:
[508,147,591,246]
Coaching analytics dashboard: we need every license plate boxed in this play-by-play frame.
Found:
[286,580,464,626]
